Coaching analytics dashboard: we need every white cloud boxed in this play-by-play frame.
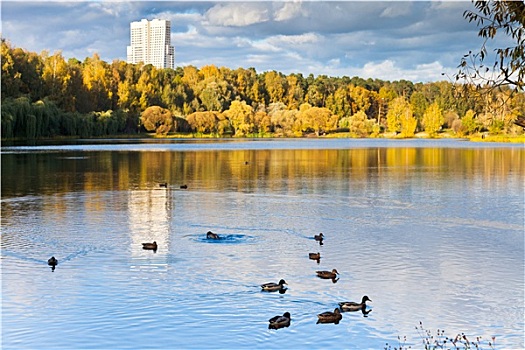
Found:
[204,3,270,27]
[379,2,413,18]
[268,33,321,46]
[359,60,448,82]
[273,1,305,22]
[156,11,204,24]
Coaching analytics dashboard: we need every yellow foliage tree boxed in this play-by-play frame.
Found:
[140,106,173,135]
[224,100,254,136]
[422,102,444,137]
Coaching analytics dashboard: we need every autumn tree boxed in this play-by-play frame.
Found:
[42,51,72,109]
[1,40,45,101]
[297,104,335,136]
[387,97,417,137]
[83,54,110,109]
[453,109,480,136]
[326,86,351,119]
[458,0,524,91]
[341,110,374,137]
[224,100,254,136]
[140,106,173,134]
[264,71,286,104]
[285,74,305,110]
[422,102,444,137]
[186,111,221,135]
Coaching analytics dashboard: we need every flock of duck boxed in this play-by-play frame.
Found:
[46,210,372,330]
[144,230,372,329]
[259,232,372,329]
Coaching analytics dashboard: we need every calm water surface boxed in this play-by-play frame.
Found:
[1,139,524,349]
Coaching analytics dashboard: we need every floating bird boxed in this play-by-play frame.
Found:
[309,252,321,260]
[317,308,342,324]
[48,256,58,266]
[268,312,291,329]
[180,184,188,189]
[339,295,372,312]
[314,233,324,241]
[47,256,58,271]
[206,231,220,239]
[159,182,167,188]
[316,269,339,279]
[142,241,158,250]
[261,279,288,292]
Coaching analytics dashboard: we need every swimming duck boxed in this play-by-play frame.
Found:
[142,241,158,250]
[316,269,339,279]
[159,182,167,188]
[206,231,220,239]
[48,256,58,266]
[180,184,188,189]
[268,312,291,329]
[309,252,321,260]
[261,279,288,292]
[339,295,372,312]
[314,233,324,241]
[317,308,342,324]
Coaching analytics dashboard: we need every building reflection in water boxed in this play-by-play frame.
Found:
[128,186,172,269]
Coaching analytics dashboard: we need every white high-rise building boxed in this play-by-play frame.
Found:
[127,19,175,69]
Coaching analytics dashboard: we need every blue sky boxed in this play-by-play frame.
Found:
[1,1,489,82]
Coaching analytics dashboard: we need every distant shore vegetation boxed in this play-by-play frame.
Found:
[2,39,524,142]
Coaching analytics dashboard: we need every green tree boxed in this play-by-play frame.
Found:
[410,90,429,129]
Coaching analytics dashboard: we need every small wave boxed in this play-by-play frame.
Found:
[191,234,256,244]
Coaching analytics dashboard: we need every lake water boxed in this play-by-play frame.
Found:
[1,138,524,349]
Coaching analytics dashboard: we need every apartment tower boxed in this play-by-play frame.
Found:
[127,19,175,69]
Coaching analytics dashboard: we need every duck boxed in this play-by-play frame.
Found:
[314,233,324,241]
[142,241,158,250]
[159,182,168,188]
[180,184,188,189]
[206,231,220,239]
[268,312,291,329]
[309,252,321,260]
[317,308,342,324]
[261,279,288,292]
[47,256,58,266]
[339,295,372,312]
[316,269,339,279]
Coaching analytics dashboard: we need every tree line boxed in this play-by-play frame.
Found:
[2,39,523,139]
